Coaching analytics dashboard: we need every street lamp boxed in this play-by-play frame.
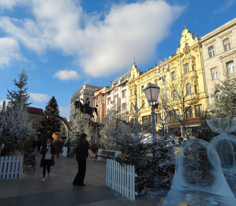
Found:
[143,83,160,192]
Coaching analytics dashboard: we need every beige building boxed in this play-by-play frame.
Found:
[106,70,131,122]
[200,18,236,105]
[93,87,108,125]
[69,84,102,122]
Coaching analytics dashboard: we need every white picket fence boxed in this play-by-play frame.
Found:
[106,159,137,201]
[0,156,23,180]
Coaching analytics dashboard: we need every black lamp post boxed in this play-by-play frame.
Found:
[143,83,161,192]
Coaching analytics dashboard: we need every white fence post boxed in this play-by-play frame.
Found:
[106,159,136,201]
[0,155,23,180]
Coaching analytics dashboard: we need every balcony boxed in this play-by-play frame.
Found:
[189,70,197,77]
[185,93,199,104]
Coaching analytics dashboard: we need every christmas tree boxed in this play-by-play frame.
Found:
[37,96,61,140]
[6,69,31,108]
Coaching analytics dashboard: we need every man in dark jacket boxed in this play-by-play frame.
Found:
[73,133,89,186]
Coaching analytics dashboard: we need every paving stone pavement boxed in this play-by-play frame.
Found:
[0,153,165,206]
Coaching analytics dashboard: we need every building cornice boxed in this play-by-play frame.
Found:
[200,18,236,43]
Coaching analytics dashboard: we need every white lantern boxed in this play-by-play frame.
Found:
[143,83,160,106]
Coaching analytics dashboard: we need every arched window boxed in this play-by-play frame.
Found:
[215,91,221,102]
[173,90,178,100]
[142,100,145,108]
[186,83,191,95]
[122,103,127,111]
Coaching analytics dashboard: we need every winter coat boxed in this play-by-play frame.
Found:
[76,141,89,161]
[40,144,56,167]
[55,140,63,153]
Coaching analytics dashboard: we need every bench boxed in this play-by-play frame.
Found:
[97,150,115,161]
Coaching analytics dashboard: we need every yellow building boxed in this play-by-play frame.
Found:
[127,26,208,137]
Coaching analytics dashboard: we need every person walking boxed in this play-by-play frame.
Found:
[40,138,56,182]
[73,133,89,187]
[54,132,62,159]
[37,140,41,153]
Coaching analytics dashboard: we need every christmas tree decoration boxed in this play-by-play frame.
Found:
[37,96,61,141]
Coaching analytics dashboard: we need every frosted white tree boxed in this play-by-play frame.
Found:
[100,104,123,149]
[70,109,92,145]
[1,101,33,154]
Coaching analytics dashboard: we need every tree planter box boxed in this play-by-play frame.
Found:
[0,156,23,180]
[135,182,146,196]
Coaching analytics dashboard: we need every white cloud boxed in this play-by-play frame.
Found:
[213,0,234,13]
[30,93,50,102]
[0,0,184,76]
[53,68,80,81]
[0,37,22,67]
[59,106,70,119]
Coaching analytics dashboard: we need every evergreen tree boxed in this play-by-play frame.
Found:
[6,70,31,108]
[70,109,92,145]
[37,96,61,140]
[0,101,33,154]
[210,77,236,118]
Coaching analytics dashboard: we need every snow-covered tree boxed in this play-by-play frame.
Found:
[70,109,92,145]
[1,101,33,154]
[210,77,236,118]
[100,104,123,149]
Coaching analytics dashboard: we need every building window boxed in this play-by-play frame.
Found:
[107,98,111,105]
[186,83,191,95]
[194,85,198,94]
[131,89,133,96]
[195,105,202,117]
[122,90,127,98]
[227,61,235,74]
[223,38,231,51]
[141,86,144,93]
[184,63,189,73]
[171,71,176,81]
[155,79,158,86]
[215,91,221,102]
[142,100,145,108]
[122,103,127,111]
[192,65,195,71]
[163,75,166,83]
[212,71,218,80]
[173,90,178,100]
[142,115,151,124]
[156,113,161,123]
[107,109,109,113]
[131,103,133,111]
[208,46,215,58]
[186,107,193,119]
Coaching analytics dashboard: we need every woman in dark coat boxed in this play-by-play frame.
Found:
[40,138,56,182]
[73,133,90,186]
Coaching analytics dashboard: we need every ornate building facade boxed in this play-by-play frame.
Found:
[105,70,131,122]
[93,87,108,125]
[200,18,236,104]
[128,27,208,136]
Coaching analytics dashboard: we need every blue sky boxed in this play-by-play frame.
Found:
[0,0,235,119]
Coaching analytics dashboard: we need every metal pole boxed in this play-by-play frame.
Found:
[151,105,160,191]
